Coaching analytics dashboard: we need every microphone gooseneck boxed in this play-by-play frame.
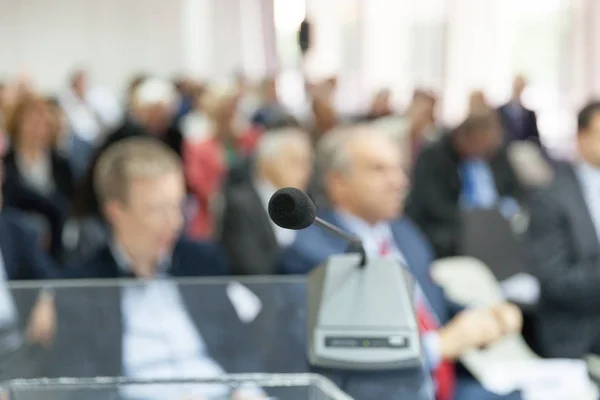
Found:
[268,187,367,267]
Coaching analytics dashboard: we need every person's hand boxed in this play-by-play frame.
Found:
[26,293,56,348]
[438,308,504,360]
[490,302,523,335]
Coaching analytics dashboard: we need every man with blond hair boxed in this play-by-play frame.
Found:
[58,138,266,400]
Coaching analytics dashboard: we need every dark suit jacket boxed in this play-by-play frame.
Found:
[405,134,523,258]
[50,238,261,383]
[527,162,600,358]
[498,103,540,144]
[3,150,74,259]
[277,210,457,326]
[219,182,279,275]
[0,208,59,280]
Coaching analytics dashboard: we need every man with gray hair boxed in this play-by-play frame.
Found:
[278,125,523,400]
[220,127,313,275]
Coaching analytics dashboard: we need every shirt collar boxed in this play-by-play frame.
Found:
[334,209,394,242]
[109,240,172,277]
[253,178,277,203]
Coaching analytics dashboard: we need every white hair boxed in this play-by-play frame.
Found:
[317,123,375,175]
[133,78,178,107]
[255,128,311,163]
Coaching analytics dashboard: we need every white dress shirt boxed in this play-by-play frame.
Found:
[254,179,297,247]
[335,211,443,371]
[577,162,600,240]
[15,153,54,195]
[110,244,229,400]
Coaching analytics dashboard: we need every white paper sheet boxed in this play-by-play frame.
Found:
[478,359,597,400]
[226,282,262,324]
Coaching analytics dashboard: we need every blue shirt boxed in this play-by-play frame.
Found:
[459,159,499,209]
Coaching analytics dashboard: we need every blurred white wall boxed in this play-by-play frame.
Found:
[0,0,275,95]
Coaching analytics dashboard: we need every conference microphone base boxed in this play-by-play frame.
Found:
[307,254,422,370]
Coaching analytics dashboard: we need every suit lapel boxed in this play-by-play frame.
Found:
[247,185,278,250]
[392,220,450,324]
[559,165,600,249]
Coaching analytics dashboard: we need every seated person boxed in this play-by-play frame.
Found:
[60,137,262,399]
[183,85,261,239]
[72,77,182,219]
[278,125,522,400]
[406,110,522,258]
[0,137,59,355]
[3,95,74,260]
[220,127,313,275]
[528,101,600,358]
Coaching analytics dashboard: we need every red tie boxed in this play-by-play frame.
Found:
[416,302,455,400]
[379,238,455,400]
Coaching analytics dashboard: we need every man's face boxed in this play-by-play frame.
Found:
[578,113,600,167]
[140,103,173,135]
[331,133,408,223]
[73,73,87,98]
[108,171,185,260]
[268,141,313,190]
[462,125,502,159]
[513,76,526,99]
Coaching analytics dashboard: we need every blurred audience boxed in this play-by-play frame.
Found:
[497,75,541,145]
[406,110,522,258]
[220,127,313,275]
[407,89,442,167]
[310,95,337,140]
[59,69,120,146]
[278,126,522,400]
[3,95,74,260]
[528,101,600,359]
[73,77,181,218]
[251,77,293,129]
[468,90,491,114]
[183,85,260,239]
[365,89,394,120]
[46,97,93,180]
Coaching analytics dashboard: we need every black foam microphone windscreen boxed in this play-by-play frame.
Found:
[268,187,317,230]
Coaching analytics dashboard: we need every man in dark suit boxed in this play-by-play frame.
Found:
[278,125,522,400]
[58,137,264,399]
[528,101,600,358]
[497,75,540,145]
[406,110,522,258]
[220,128,313,275]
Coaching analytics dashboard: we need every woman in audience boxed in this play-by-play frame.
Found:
[3,95,74,260]
[183,85,260,239]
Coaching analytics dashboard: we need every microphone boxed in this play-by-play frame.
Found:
[268,187,367,267]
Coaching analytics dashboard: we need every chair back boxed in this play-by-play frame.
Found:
[459,208,528,282]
